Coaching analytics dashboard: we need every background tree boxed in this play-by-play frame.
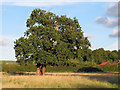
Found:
[14,9,91,75]
[92,48,118,64]
[92,48,106,64]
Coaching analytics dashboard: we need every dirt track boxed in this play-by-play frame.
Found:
[2,72,120,76]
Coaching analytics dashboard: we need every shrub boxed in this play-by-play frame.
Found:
[2,62,36,73]
[77,67,103,73]
[97,64,118,72]
[2,62,19,72]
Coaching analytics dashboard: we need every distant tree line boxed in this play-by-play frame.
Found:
[81,48,119,64]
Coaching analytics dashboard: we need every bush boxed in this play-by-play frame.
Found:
[2,63,19,72]
[2,62,36,73]
[45,66,78,72]
[97,64,118,72]
[77,67,103,73]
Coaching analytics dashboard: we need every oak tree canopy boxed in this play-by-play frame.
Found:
[14,9,91,66]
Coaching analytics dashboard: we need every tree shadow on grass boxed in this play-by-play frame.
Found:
[79,74,119,86]
[77,67,104,73]
[77,67,119,86]
[6,72,36,75]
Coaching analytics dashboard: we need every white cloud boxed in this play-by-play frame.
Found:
[109,29,120,37]
[11,2,72,7]
[106,3,118,17]
[84,33,94,38]
[0,36,17,45]
[2,0,118,2]
[95,16,118,28]
[95,17,106,24]
[95,3,119,28]
[2,0,76,7]
[1,0,74,7]
[104,18,118,27]
[1,0,118,7]
[0,35,19,60]
[0,45,16,60]
[0,37,8,46]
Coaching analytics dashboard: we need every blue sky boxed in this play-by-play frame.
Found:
[0,1,119,60]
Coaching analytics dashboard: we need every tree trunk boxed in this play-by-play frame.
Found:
[42,65,46,75]
[36,67,40,75]
[36,64,46,76]
[39,65,42,75]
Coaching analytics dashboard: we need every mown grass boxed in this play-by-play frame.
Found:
[2,73,119,88]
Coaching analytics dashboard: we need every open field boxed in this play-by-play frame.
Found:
[2,72,119,88]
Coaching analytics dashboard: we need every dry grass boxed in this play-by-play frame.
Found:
[2,72,119,88]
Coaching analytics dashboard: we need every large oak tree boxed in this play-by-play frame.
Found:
[14,9,91,75]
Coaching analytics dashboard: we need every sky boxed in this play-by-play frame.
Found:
[0,0,119,60]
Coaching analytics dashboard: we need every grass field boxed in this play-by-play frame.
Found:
[2,72,119,88]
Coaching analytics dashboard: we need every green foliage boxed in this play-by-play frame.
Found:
[14,9,91,66]
[77,67,103,73]
[2,62,36,73]
[45,66,78,72]
[97,64,118,72]
[2,61,118,73]
[92,48,118,64]
[2,62,18,72]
